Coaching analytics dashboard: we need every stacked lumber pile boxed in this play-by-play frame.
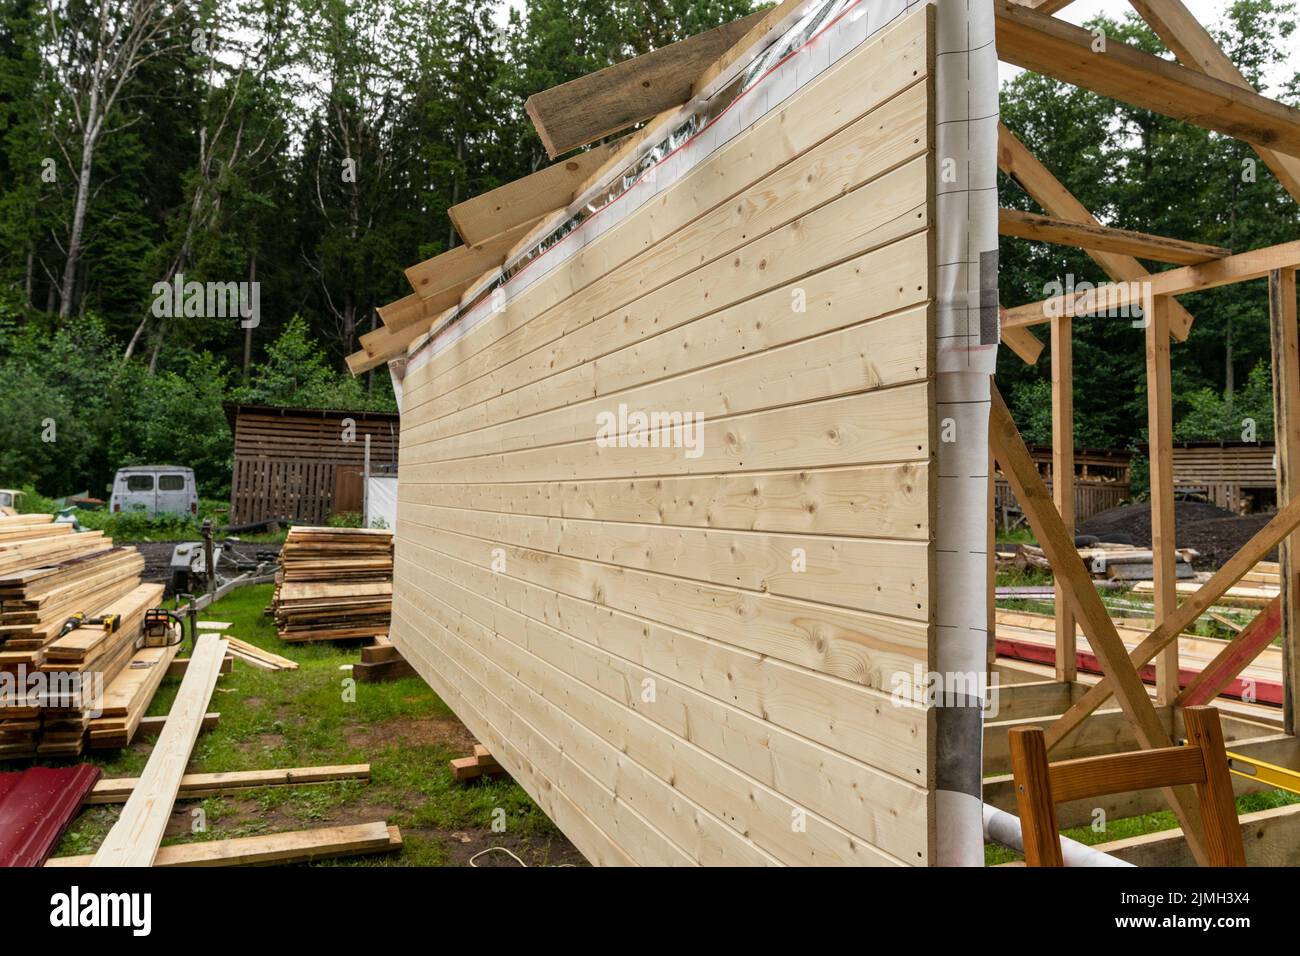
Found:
[1000,540,1198,582]
[270,527,393,642]
[0,513,175,757]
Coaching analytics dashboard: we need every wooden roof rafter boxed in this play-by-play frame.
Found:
[996,0,1300,158]
[1004,239,1300,326]
[523,10,767,159]
[996,122,1199,352]
[998,208,1229,265]
[346,4,808,376]
[1014,0,1300,202]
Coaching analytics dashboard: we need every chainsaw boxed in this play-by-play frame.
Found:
[141,607,186,648]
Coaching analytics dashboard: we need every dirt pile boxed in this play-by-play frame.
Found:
[1077,501,1276,570]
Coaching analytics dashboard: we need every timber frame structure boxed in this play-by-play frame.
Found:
[350,0,1300,866]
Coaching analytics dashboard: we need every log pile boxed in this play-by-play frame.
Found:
[0,514,175,757]
[270,527,393,642]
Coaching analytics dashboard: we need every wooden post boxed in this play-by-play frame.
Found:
[990,385,1210,864]
[1008,726,1064,866]
[1146,296,1180,704]
[988,448,999,675]
[1052,314,1076,681]
[362,433,372,529]
[1182,707,1247,867]
[1269,268,1300,733]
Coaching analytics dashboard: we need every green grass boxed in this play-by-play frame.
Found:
[42,583,573,866]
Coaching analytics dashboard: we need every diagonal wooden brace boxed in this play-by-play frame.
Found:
[989,383,1211,864]
[1045,494,1300,747]
[1177,595,1283,708]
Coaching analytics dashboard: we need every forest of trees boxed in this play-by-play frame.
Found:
[0,0,1297,501]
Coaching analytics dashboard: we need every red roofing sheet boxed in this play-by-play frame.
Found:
[0,765,101,867]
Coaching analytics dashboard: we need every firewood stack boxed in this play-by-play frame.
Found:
[0,514,170,757]
[270,527,393,642]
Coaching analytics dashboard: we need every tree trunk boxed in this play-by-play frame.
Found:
[59,125,98,320]
[24,251,34,308]
[123,314,150,362]
[243,253,257,380]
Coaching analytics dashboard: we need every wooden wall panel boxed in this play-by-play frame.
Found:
[390,9,938,865]
[227,408,399,524]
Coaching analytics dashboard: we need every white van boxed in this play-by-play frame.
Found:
[108,466,199,517]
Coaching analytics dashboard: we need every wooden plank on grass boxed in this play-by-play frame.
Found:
[50,822,400,867]
[85,764,371,805]
[89,634,228,867]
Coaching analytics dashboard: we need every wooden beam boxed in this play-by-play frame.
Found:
[401,217,542,316]
[989,384,1210,863]
[1128,0,1300,203]
[86,764,371,805]
[348,303,458,375]
[1001,310,1044,363]
[999,208,1229,265]
[374,292,435,336]
[691,0,806,98]
[1146,298,1180,704]
[89,635,228,867]
[1270,267,1300,732]
[997,123,1196,340]
[1178,595,1283,707]
[49,821,401,867]
[1005,239,1300,325]
[449,141,624,246]
[571,0,804,209]
[1052,313,1076,681]
[1046,494,1300,746]
[995,0,1300,157]
[524,11,766,158]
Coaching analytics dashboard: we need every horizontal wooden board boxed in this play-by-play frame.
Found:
[403,12,931,410]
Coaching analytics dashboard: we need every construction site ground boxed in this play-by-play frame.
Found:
[1078,501,1277,570]
[37,583,584,867]
[988,557,1300,865]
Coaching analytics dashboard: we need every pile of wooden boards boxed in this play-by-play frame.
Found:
[270,527,393,642]
[0,513,179,756]
[1001,539,1197,581]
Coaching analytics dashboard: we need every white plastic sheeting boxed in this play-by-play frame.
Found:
[365,476,398,531]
